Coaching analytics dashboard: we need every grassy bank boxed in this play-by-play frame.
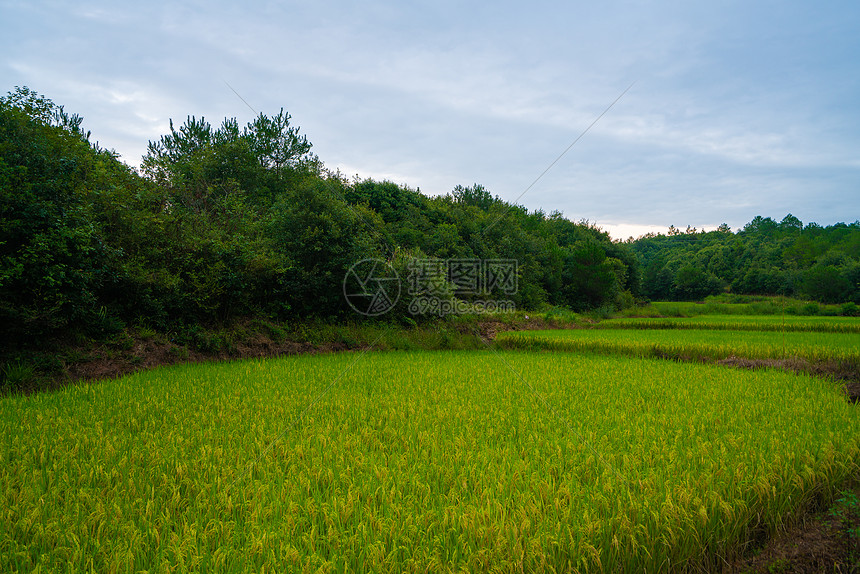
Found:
[0,311,582,395]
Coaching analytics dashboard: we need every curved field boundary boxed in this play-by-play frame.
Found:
[597,315,860,333]
[497,328,860,364]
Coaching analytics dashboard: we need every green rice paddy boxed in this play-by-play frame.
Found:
[497,328,860,363]
[2,349,859,572]
[597,315,860,333]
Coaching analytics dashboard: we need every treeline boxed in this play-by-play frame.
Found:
[630,216,860,304]
[0,87,641,349]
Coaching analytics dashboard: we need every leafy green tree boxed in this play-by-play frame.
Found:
[779,213,803,231]
[0,88,121,344]
[141,109,317,206]
[674,266,724,300]
[632,214,860,303]
[561,242,619,310]
[451,183,497,211]
[267,178,385,317]
[802,265,851,303]
[842,262,860,303]
[742,216,778,237]
[245,108,312,176]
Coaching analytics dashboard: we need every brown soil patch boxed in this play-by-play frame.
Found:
[40,317,569,391]
[463,316,582,343]
[728,485,860,573]
[57,336,346,391]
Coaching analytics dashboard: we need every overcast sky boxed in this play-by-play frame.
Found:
[3,0,858,239]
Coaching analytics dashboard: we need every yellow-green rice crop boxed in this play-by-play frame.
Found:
[498,329,860,364]
[2,351,859,572]
[598,315,860,333]
[650,299,845,317]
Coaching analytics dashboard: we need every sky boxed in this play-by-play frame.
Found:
[2,0,859,240]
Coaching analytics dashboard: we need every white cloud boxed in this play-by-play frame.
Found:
[2,0,858,227]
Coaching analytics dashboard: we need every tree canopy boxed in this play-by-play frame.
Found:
[629,216,860,303]
[1,87,642,349]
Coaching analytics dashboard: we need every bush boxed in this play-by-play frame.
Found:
[841,302,860,317]
[798,302,820,316]
[1,360,36,392]
[802,265,852,304]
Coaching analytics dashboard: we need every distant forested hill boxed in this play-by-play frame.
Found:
[629,216,860,303]
[1,87,641,348]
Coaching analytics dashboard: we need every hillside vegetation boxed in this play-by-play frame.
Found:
[3,87,859,391]
[0,87,639,354]
[629,218,860,304]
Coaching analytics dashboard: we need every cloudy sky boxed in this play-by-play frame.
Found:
[3,0,858,239]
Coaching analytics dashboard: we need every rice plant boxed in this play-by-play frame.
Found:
[598,315,860,334]
[2,351,858,572]
[498,328,860,363]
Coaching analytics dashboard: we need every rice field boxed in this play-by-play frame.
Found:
[497,329,860,364]
[597,315,860,334]
[2,350,859,572]
[650,300,846,317]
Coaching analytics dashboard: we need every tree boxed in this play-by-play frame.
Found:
[673,266,723,300]
[141,109,316,206]
[451,184,496,211]
[743,216,778,235]
[802,266,851,303]
[779,213,802,231]
[561,242,620,310]
[245,108,312,177]
[267,178,385,317]
[0,88,120,344]
[1,85,89,139]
